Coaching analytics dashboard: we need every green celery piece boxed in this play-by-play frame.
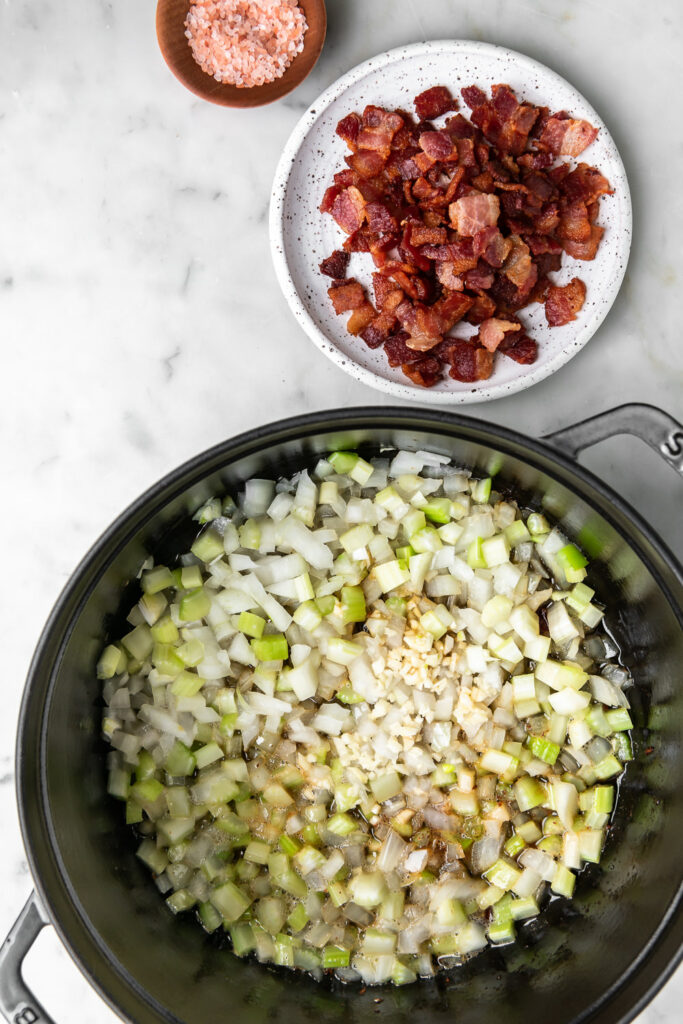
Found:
[191,528,224,564]
[179,587,210,622]
[328,451,358,475]
[238,611,266,638]
[527,735,560,766]
[322,945,350,969]
[164,741,196,777]
[251,634,288,662]
[421,498,452,524]
[340,585,366,624]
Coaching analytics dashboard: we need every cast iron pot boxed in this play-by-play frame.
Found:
[2,403,682,1024]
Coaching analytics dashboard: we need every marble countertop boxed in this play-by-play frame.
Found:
[0,0,680,1020]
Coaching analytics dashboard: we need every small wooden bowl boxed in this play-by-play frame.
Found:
[156,0,327,108]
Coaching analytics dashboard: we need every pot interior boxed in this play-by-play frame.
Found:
[18,411,683,1024]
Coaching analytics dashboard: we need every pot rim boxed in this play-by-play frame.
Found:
[15,405,683,1024]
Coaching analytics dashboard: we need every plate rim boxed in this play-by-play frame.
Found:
[269,38,632,405]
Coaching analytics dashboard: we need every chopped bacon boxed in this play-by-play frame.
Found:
[319,250,350,279]
[414,86,456,121]
[538,116,599,157]
[319,81,611,386]
[384,331,424,366]
[360,309,398,348]
[336,113,361,147]
[562,224,604,261]
[328,280,366,314]
[442,339,494,382]
[499,332,538,363]
[420,131,456,161]
[478,317,522,353]
[331,186,367,234]
[545,277,587,326]
[449,193,500,235]
[401,356,443,387]
[347,302,377,335]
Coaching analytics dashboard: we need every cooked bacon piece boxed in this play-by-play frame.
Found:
[433,290,474,331]
[360,309,398,348]
[420,239,479,274]
[462,83,538,156]
[538,116,598,157]
[347,302,377,335]
[348,149,387,179]
[409,224,448,246]
[526,234,563,256]
[545,277,586,326]
[343,226,372,253]
[401,356,443,387]
[328,280,366,314]
[420,131,456,161]
[562,225,604,261]
[331,186,367,234]
[365,202,398,234]
[436,262,464,291]
[319,250,350,279]
[441,339,494,382]
[464,264,495,292]
[320,184,341,214]
[499,332,538,363]
[478,316,522,353]
[482,230,513,267]
[449,193,500,235]
[336,112,361,147]
[414,86,456,121]
[372,272,402,310]
[398,301,443,351]
[465,293,497,325]
[560,163,613,204]
[558,200,592,242]
[502,235,537,294]
[384,331,424,366]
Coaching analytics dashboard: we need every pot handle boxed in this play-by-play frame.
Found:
[0,893,56,1024]
[543,403,683,477]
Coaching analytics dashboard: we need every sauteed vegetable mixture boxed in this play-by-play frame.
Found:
[100,449,632,985]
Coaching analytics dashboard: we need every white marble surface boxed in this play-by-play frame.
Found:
[0,0,681,1021]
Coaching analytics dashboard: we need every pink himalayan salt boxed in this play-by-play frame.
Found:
[185,0,307,88]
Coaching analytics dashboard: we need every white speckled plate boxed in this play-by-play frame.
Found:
[269,40,631,404]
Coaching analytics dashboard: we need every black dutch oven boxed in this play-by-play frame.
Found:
[2,403,682,1024]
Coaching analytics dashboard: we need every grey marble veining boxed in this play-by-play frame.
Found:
[0,0,680,1020]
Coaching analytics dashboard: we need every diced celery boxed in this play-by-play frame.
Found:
[287,902,309,933]
[328,451,358,475]
[293,600,322,631]
[170,670,205,697]
[121,624,153,661]
[586,705,612,737]
[339,523,374,554]
[142,565,176,595]
[251,634,288,662]
[97,644,127,680]
[179,588,210,622]
[605,708,633,732]
[578,828,604,863]
[467,538,486,569]
[150,615,179,643]
[238,611,266,638]
[505,519,531,547]
[410,526,443,554]
[131,778,164,805]
[510,895,539,921]
[526,736,560,766]
[612,732,633,762]
[230,922,256,957]
[484,859,522,891]
[322,945,350,969]
[420,498,452,524]
[488,918,516,944]
[594,754,622,779]
[176,565,203,590]
[163,741,196,777]
[556,543,588,583]
[551,864,576,898]
[191,529,224,564]
[504,833,526,858]
[177,638,204,667]
[341,585,366,624]
[527,513,549,537]
[211,881,252,922]
[471,477,492,503]
[244,840,272,865]
[198,901,223,933]
[195,743,222,770]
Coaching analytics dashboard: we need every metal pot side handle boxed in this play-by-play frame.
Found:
[0,893,56,1024]
[544,403,683,477]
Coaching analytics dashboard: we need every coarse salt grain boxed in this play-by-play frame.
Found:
[185,0,307,88]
